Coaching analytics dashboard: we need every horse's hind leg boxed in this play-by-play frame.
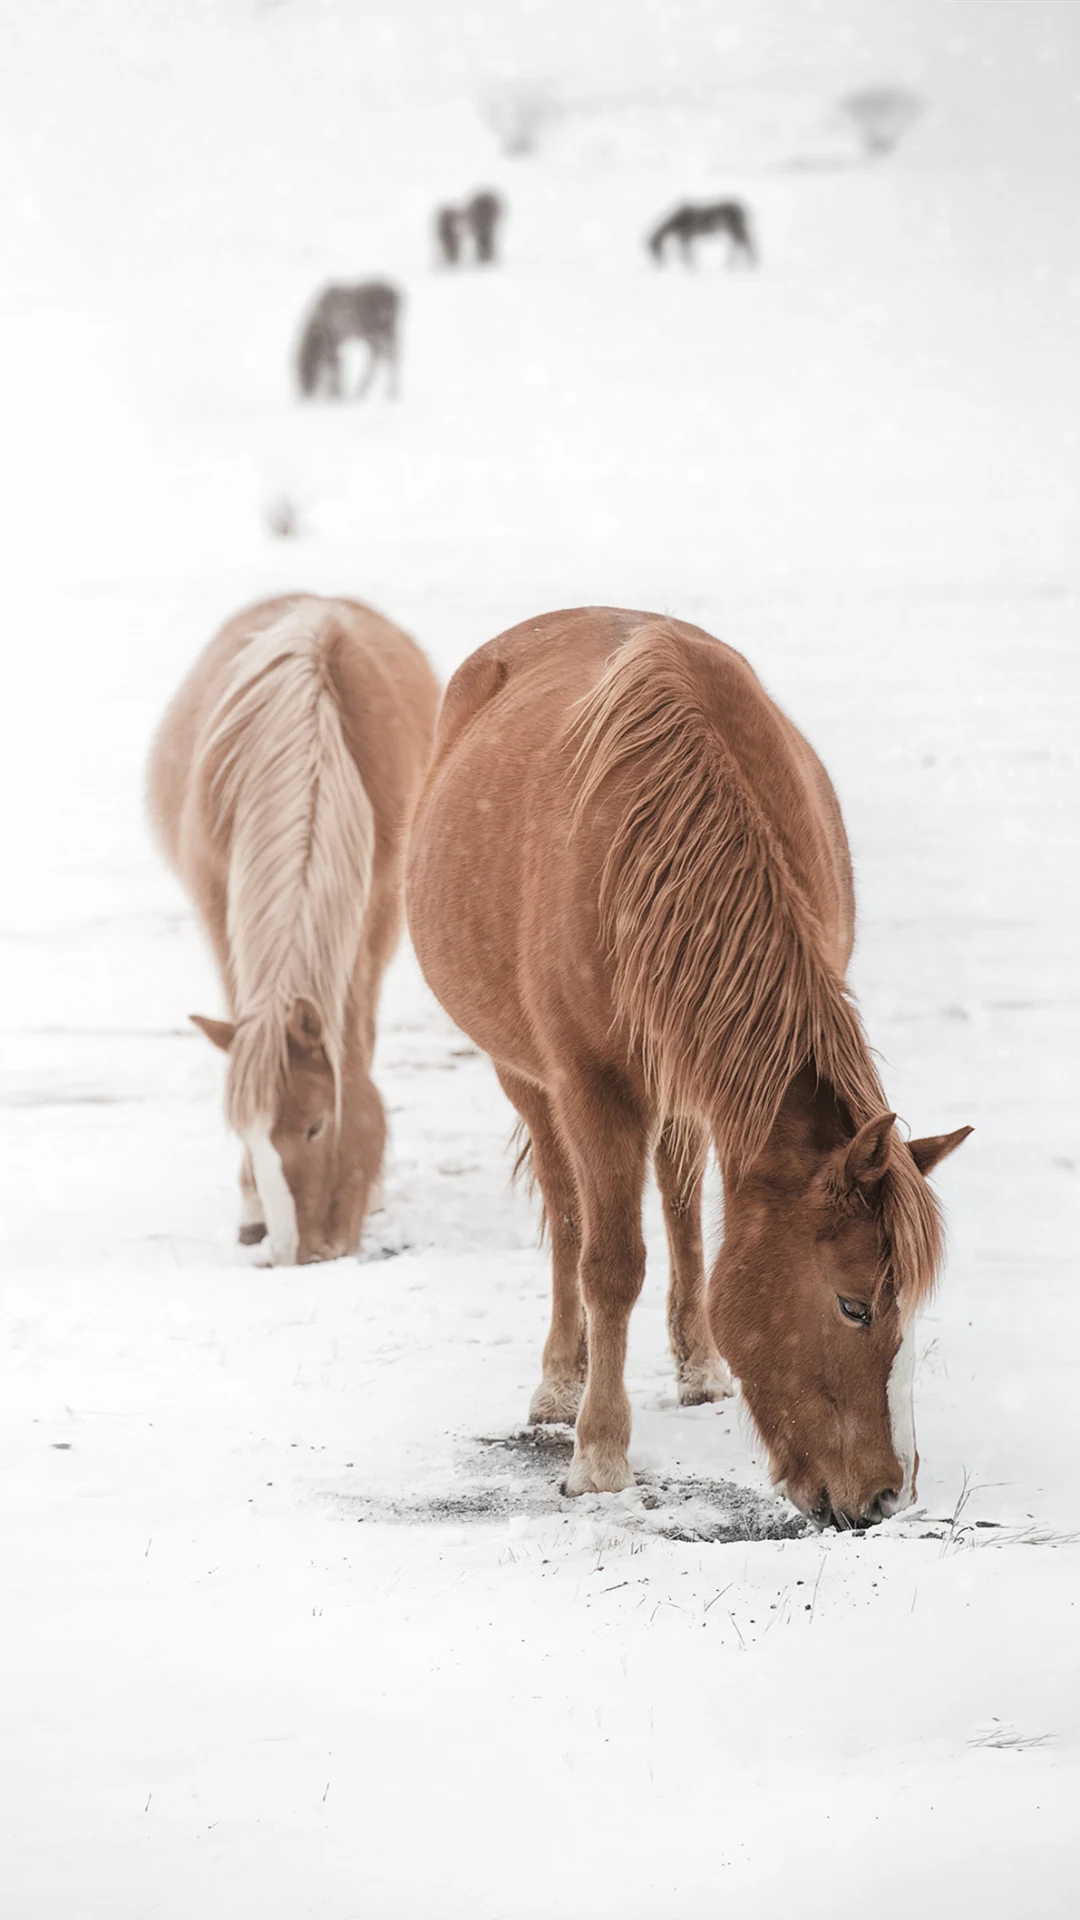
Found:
[384,334,400,400]
[496,1066,586,1424]
[654,1121,733,1405]
[554,1072,649,1494]
[238,1149,267,1246]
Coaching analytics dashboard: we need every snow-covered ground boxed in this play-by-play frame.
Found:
[2,5,1079,1915]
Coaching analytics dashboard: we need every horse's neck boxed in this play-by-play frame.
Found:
[721,1066,850,1189]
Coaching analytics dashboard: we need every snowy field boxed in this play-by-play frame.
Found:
[2,4,1079,1915]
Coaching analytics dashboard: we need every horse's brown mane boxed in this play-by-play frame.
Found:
[571,619,942,1309]
[195,602,376,1133]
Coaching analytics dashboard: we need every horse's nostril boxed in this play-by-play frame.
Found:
[850,1490,898,1529]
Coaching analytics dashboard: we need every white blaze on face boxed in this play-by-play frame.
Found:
[245,1122,299,1266]
[887,1318,917,1509]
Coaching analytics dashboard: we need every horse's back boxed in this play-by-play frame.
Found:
[424,607,839,862]
[314,282,400,338]
[408,607,853,1080]
[150,594,438,898]
[147,595,295,872]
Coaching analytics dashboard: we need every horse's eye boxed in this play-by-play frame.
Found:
[838,1295,872,1326]
[305,1118,324,1143]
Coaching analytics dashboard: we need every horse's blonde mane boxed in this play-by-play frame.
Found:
[196,601,376,1132]
[571,619,942,1309]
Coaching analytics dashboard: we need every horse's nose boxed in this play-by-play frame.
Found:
[816,1488,899,1531]
[845,1488,901,1530]
[872,1486,905,1521]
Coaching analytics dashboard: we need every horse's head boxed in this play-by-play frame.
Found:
[191,996,384,1265]
[710,1104,971,1529]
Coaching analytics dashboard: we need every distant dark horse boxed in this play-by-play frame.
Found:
[434,191,506,267]
[296,282,401,400]
[647,201,757,268]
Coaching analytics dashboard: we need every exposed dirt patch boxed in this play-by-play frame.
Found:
[331,1425,813,1542]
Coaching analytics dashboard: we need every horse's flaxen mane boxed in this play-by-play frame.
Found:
[571,619,943,1310]
[196,601,376,1132]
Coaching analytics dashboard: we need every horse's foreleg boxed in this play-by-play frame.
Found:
[353,343,378,401]
[496,1066,586,1424]
[654,1120,733,1405]
[238,1149,267,1246]
[556,1074,648,1494]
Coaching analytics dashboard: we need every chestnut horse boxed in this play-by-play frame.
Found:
[407,609,970,1526]
[149,595,439,1264]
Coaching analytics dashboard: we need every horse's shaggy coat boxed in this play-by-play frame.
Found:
[295,282,401,400]
[407,608,969,1523]
[196,609,377,1133]
[570,625,942,1314]
[149,594,439,1263]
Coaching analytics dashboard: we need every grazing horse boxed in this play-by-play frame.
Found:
[295,281,402,400]
[434,190,506,267]
[148,595,439,1264]
[648,199,757,267]
[407,609,970,1525]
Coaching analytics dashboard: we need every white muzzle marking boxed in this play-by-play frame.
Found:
[246,1123,299,1266]
[886,1319,917,1509]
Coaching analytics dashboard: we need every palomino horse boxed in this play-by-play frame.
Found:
[407,610,970,1527]
[648,199,757,267]
[295,282,402,400]
[149,595,439,1264]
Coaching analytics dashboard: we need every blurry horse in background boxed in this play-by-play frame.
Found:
[434,190,506,267]
[148,596,440,1264]
[407,608,970,1525]
[295,281,402,399]
[648,200,757,267]
[467,191,504,263]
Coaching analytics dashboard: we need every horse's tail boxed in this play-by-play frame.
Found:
[570,621,879,1167]
[196,600,377,1131]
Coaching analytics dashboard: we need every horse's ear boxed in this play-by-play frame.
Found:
[190,1013,235,1054]
[285,996,326,1059]
[841,1113,897,1192]
[908,1126,973,1177]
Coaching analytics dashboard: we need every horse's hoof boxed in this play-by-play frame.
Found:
[238,1221,268,1246]
[678,1358,735,1406]
[529,1378,583,1425]
[563,1445,633,1496]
